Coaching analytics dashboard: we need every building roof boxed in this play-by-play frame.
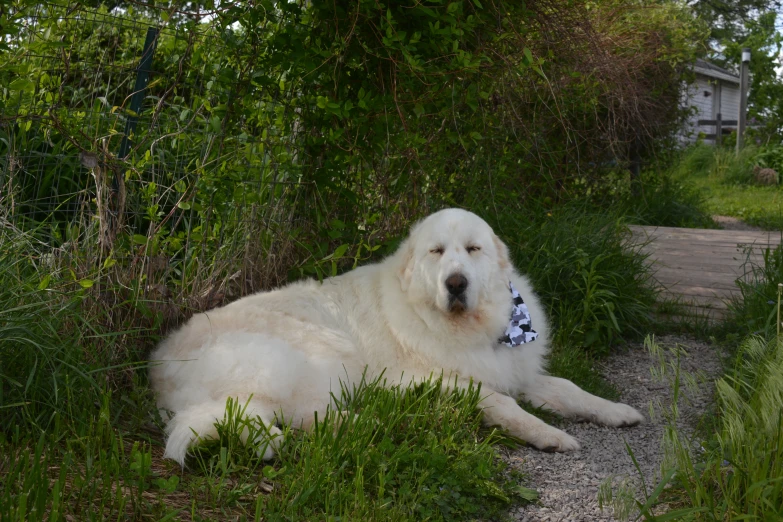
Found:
[693,58,740,85]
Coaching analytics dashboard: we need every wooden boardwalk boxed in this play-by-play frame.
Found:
[629,225,781,320]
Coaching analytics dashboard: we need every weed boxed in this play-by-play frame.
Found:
[722,242,783,339]
[634,335,783,521]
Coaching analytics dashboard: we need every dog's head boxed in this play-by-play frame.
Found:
[396,209,511,319]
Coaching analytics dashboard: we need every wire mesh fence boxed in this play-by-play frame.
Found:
[1,0,696,326]
[0,2,336,317]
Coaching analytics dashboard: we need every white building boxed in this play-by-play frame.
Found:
[682,59,741,144]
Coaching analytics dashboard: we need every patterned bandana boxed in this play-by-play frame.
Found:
[498,282,538,347]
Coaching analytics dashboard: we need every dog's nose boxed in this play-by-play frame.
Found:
[445,273,468,296]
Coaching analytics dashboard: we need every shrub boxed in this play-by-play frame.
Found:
[622,172,716,228]
[754,144,783,175]
[678,143,716,177]
[720,146,759,185]
[485,204,657,354]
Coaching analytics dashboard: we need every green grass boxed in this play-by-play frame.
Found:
[620,335,783,521]
[620,172,717,229]
[721,242,783,340]
[698,183,783,230]
[1,201,661,520]
[670,143,783,231]
[1,376,535,521]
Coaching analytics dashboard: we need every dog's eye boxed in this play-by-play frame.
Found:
[430,247,444,255]
[466,245,481,253]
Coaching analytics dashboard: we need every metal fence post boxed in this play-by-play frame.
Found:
[737,48,750,153]
[118,26,159,160]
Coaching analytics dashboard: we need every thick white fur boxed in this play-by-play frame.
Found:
[150,208,644,464]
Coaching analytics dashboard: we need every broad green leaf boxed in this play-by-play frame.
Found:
[38,274,51,290]
[8,78,34,92]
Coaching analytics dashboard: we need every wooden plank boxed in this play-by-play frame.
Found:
[639,246,767,260]
[638,248,765,263]
[629,224,779,238]
[656,294,729,310]
[644,258,757,273]
[629,226,781,244]
[650,269,738,290]
[662,284,736,299]
[637,241,772,254]
[633,234,779,249]
[636,242,770,254]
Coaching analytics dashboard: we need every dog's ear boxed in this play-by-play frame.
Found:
[397,240,414,292]
[492,234,510,271]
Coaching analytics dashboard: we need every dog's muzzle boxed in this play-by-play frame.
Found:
[445,273,468,312]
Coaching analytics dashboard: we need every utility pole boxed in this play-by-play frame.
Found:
[737,47,750,153]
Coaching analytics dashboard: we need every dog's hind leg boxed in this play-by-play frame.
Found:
[163,398,282,465]
[520,375,644,427]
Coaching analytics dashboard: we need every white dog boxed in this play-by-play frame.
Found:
[150,208,643,464]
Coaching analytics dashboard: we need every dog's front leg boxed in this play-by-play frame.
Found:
[479,389,580,452]
[520,375,644,427]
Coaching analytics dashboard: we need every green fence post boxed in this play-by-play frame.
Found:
[118,26,159,160]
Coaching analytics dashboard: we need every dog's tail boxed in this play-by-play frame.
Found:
[163,399,283,465]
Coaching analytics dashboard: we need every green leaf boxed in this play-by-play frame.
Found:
[513,485,538,501]
[78,279,94,289]
[332,244,350,259]
[9,78,34,92]
[38,274,51,290]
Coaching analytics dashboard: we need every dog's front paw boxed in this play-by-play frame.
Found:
[594,402,644,428]
[529,426,581,453]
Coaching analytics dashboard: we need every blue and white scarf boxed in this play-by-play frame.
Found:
[498,282,538,347]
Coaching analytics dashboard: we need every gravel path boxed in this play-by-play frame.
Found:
[507,335,723,521]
